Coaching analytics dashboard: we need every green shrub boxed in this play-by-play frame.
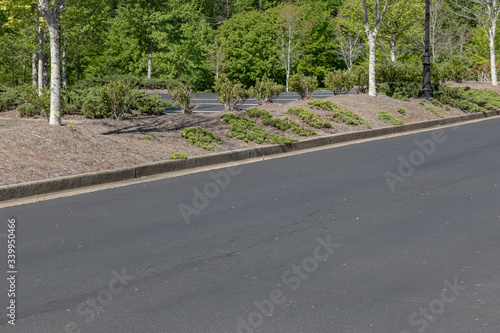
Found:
[169,152,188,159]
[289,74,318,99]
[377,111,404,125]
[81,89,112,118]
[215,75,250,111]
[287,107,331,128]
[432,58,469,83]
[99,81,133,120]
[430,98,443,108]
[331,109,371,128]
[249,77,284,104]
[246,108,317,136]
[397,107,407,115]
[73,75,172,90]
[377,61,422,83]
[445,105,451,112]
[20,85,50,117]
[420,103,442,118]
[323,70,354,95]
[377,82,425,99]
[306,99,337,111]
[0,88,22,112]
[129,90,175,115]
[432,86,494,113]
[392,92,409,101]
[181,126,221,150]
[351,65,369,93]
[140,135,154,140]
[17,103,37,117]
[220,114,297,144]
[167,81,197,114]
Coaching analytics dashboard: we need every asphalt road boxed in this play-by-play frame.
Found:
[161,90,335,113]
[1,118,500,332]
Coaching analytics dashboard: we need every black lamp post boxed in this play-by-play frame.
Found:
[422,0,432,99]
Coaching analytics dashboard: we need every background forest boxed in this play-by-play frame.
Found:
[1,0,497,92]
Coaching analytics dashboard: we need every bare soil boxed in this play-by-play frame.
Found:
[0,82,493,187]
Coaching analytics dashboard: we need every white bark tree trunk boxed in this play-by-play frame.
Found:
[148,40,152,79]
[32,52,37,86]
[368,36,377,96]
[38,0,66,126]
[389,40,396,62]
[489,27,498,86]
[38,22,44,95]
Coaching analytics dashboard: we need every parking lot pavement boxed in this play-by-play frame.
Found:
[160,90,334,114]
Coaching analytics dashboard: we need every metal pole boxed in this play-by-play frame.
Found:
[422,0,432,99]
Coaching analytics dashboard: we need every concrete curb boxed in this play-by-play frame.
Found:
[1,110,498,202]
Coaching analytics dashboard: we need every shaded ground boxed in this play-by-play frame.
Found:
[0,82,490,186]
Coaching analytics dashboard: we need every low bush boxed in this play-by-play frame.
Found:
[215,75,249,111]
[432,86,495,113]
[249,77,284,104]
[20,85,50,117]
[220,114,296,144]
[377,61,422,83]
[73,75,172,90]
[169,152,188,159]
[323,70,354,95]
[287,107,331,128]
[392,92,409,101]
[0,88,22,112]
[17,103,37,117]
[181,126,221,151]
[99,81,133,120]
[397,107,407,115]
[351,65,369,93]
[129,90,175,115]
[166,81,197,114]
[331,109,371,128]
[377,82,425,99]
[377,111,404,125]
[140,135,154,140]
[246,108,317,136]
[306,99,337,111]
[430,98,443,108]
[289,74,318,99]
[422,104,442,118]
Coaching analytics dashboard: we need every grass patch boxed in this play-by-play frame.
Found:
[246,109,317,136]
[169,152,188,159]
[287,107,331,129]
[397,107,407,115]
[140,135,154,140]
[331,109,371,128]
[181,126,221,151]
[220,114,297,144]
[377,111,404,125]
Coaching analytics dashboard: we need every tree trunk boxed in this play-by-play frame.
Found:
[148,40,152,79]
[47,25,62,125]
[368,36,377,96]
[389,40,396,62]
[62,28,67,89]
[32,52,38,86]
[38,22,44,95]
[489,28,498,86]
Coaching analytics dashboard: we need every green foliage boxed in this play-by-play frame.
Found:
[140,135,154,140]
[430,98,443,108]
[306,99,337,111]
[169,152,188,159]
[397,107,407,115]
[73,75,173,90]
[377,82,425,98]
[129,90,174,115]
[289,74,318,99]
[331,109,371,128]
[377,111,404,125]
[323,70,354,95]
[246,108,317,136]
[287,107,331,128]
[431,58,469,84]
[181,126,221,150]
[445,105,451,112]
[17,103,37,118]
[249,77,284,104]
[167,81,198,114]
[20,85,51,118]
[220,113,297,144]
[99,81,133,120]
[376,61,422,83]
[214,75,250,111]
[392,92,409,101]
[420,104,442,118]
[432,86,500,113]
[0,88,20,112]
